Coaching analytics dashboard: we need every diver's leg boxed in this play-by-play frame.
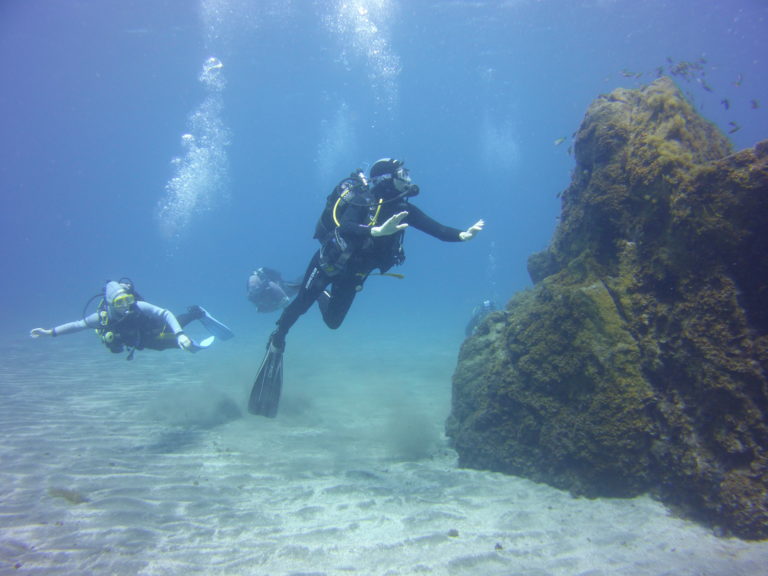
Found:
[141,330,180,351]
[175,307,203,328]
[142,310,203,351]
[272,251,328,347]
[320,274,359,329]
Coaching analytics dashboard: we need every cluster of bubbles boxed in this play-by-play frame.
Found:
[322,0,401,115]
[159,1,405,239]
[476,64,521,176]
[157,57,230,241]
[199,56,225,92]
[315,100,357,186]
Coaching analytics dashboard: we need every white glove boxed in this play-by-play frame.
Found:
[459,219,485,241]
[371,211,409,237]
[177,333,193,351]
[30,328,53,338]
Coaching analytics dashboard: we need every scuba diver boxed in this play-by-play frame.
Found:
[247,267,300,313]
[249,158,484,417]
[30,279,234,360]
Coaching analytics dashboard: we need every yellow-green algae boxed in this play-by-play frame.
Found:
[447,78,768,539]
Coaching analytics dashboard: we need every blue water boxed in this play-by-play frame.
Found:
[1,1,767,574]
[2,0,766,336]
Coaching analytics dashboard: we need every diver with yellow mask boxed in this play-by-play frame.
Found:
[30,279,233,360]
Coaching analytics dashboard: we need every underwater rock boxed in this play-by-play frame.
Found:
[447,77,768,540]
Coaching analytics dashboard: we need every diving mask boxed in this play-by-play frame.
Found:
[393,166,419,197]
[111,293,135,315]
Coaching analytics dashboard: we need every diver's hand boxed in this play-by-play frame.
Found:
[371,211,409,237]
[30,328,53,338]
[459,219,485,241]
[177,333,194,352]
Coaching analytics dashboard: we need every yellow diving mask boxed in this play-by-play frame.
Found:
[111,293,135,314]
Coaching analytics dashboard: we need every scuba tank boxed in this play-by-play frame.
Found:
[313,170,371,241]
[315,171,381,275]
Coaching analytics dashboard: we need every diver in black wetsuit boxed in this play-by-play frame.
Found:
[249,158,484,416]
[270,158,485,350]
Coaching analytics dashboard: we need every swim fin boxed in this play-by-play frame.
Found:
[197,306,235,340]
[248,342,283,417]
[189,335,215,352]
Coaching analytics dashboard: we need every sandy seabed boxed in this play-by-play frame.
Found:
[1,331,766,576]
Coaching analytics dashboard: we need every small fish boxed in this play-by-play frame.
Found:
[733,73,743,87]
[728,121,741,134]
[554,137,567,146]
[699,78,713,92]
[751,99,760,109]
[620,69,637,78]
[721,99,730,110]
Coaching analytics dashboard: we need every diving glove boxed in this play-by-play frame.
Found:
[371,211,409,237]
[459,219,485,241]
[30,328,54,338]
[177,333,193,351]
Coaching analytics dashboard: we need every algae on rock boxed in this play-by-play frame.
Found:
[447,77,768,540]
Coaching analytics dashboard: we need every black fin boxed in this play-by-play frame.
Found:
[248,345,283,417]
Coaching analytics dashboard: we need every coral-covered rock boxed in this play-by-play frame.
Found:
[447,77,768,539]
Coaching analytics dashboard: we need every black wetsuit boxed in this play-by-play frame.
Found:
[274,191,463,341]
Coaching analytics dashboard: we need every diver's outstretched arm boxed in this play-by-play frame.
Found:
[30,327,54,337]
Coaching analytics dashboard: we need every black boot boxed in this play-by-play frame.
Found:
[269,329,286,352]
[186,305,205,320]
